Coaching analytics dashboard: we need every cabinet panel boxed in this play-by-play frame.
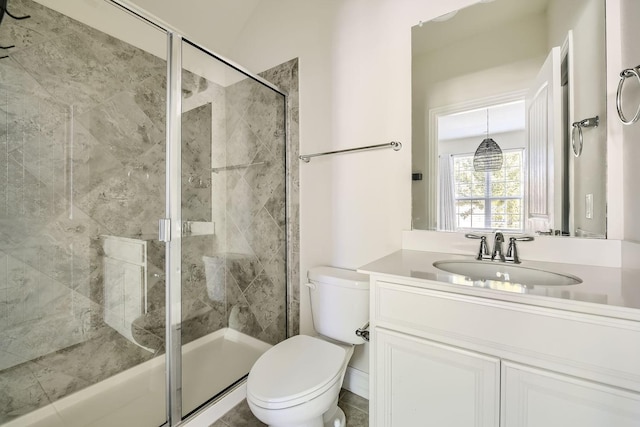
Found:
[375,280,640,392]
[374,328,499,427]
[502,362,640,427]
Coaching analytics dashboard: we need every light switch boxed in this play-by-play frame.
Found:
[585,194,593,219]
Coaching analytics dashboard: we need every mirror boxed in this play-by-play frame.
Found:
[411,0,607,238]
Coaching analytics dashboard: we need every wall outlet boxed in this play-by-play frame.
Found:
[585,194,593,219]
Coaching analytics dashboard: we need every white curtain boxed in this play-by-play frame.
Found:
[439,155,456,231]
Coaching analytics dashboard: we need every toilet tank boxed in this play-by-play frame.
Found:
[307,266,369,345]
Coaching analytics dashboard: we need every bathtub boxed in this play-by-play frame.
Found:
[4,328,270,427]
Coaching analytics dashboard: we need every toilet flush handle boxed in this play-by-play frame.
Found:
[355,322,370,342]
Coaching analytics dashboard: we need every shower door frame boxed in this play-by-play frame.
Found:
[164,34,289,427]
[105,1,289,425]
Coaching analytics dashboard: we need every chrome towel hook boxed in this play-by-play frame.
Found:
[571,116,599,157]
[616,65,640,125]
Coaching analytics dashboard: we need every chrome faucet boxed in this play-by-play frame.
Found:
[491,232,506,262]
[466,232,534,263]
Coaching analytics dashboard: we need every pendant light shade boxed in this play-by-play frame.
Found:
[473,108,503,172]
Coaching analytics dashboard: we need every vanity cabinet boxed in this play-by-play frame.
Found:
[374,328,499,426]
[369,277,640,427]
[502,362,640,427]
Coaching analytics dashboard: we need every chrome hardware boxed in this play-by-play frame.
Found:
[505,236,534,264]
[571,116,599,157]
[299,141,402,163]
[465,233,491,260]
[467,232,533,263]
[491,232,506,262]
[616,66,640,125]
[355,322,370,342]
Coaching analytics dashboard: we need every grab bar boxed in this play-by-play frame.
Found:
[299,141,401,163]
[616,65,640,125]
[571,116,599,157]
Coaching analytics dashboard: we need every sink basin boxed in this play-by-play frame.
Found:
[433,260,582,288]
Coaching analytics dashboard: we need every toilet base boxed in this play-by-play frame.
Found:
[322,406,346,427]
[259,406,346,427]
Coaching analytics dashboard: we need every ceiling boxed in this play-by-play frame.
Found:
[438,100,525,141]
[127,0,263,55]
[412,0,550,57]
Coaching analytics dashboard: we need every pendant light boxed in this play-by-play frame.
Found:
[473,108,503,172]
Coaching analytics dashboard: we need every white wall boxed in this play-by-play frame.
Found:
[224,0,478,374]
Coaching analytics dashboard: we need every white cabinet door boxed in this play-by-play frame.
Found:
[502,361,640,427]
[373,328,500,427]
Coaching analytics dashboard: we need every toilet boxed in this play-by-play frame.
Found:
[247,266,369,427]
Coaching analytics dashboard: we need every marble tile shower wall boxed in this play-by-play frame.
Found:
[0,0,169,421]
[258,59,300,338]
[221,69,288,344]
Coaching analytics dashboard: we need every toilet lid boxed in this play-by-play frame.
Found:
[247,335,346,409]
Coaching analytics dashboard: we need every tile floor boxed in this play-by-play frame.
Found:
[210,389,369,427]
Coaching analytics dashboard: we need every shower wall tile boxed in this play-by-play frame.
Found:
[0,59,70,142]
[257,309,287,346]
[244,143,285,212]
[0,0,167,416]
[182,103,213,223]
[245,271,285,330]
[0,0,84,53]
[227,253,263,293]
[246,207,285,268]
[134,74,167,132]
[226,274,262,337]
[220,58,299,341]
[0,363,51,424]
[225,218,255,256]
[264,181,287,230]
[31,365,92,409]
[227,177,260,233]
[10,32,120,114]
[262,245,287,295]
[226,119,262,167]
[202,255,226,303]
[76,91,164,168]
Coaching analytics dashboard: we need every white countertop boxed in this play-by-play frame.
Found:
[358,250,640,322]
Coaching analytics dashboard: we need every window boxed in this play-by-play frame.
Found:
[452,150,524,231]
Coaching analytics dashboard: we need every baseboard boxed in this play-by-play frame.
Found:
[183,380,246,427]
[343,367,369,400]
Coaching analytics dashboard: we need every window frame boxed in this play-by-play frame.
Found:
[451,148,525,232]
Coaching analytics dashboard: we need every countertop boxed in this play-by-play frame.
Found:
[358,250,640,322]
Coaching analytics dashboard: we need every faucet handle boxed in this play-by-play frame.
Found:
[506,235,533,263]
[465,233,490,260]
[464,233,485,239]
[511,235,534,242]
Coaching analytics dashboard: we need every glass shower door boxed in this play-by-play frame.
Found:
[173,39,288,420]
[0,1,168,426]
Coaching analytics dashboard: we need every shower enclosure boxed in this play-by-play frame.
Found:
[0,0,295,426]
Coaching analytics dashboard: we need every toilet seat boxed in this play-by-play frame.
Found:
[247,335,348,410]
